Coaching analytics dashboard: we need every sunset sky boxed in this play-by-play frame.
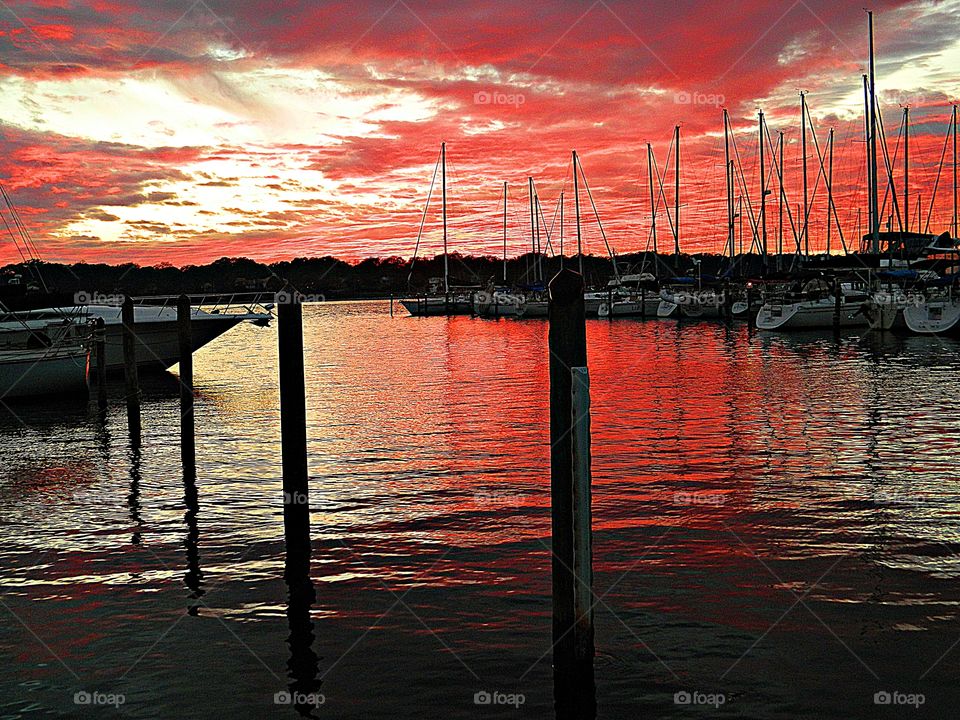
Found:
[0,0,958,266]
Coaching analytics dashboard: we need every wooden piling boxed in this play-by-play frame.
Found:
[120,297,141,440]
[94,317,107,411]
[640,286,646,319]
[570,367,594,668]
[548,268,589,692]
[278,295,311,565]
[177,295,195,471]
[278,295,319,705]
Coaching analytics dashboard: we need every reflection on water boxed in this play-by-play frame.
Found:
[1,302,960,718]
[183,466,204,616]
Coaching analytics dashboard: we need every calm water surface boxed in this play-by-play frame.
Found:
[2,300,960,718]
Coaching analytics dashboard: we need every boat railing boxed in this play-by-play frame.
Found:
[128,292,275,317]
[0,313,96,351]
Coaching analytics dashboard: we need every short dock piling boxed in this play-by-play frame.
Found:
[177,294,195,471]
[94,318,107,411]
[121,296,141,441]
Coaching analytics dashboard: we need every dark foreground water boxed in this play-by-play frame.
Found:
[2,300,960,719]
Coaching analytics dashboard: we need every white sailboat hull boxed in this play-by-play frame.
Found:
[756,298,869,330]
[598,296,660,318]
[902,298,960,335]
[0,346,89,399]
[518,299,548,317]
[658,289,726,319]
[472,291,524,317]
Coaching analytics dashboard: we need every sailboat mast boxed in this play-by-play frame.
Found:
[535,191,543,283]
[868,11,881,252]
[778,131,785,265]
[827,128,834,254]
[759,110,767,270]
[441,141,448,294]
[730,161,736,259]
[801,92,809,257]
[904,106,910,233]
[737,195,743,254]
[863,75,872,249]
[560,190,564,261]
[528,176,536,282]
[573,150,583,277]
[723,110,733,261]
[647,142,658,256]
[954,104,958,238]
[502,181,508,283]
[674,124,681,258]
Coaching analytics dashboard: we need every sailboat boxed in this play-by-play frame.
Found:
[902,281,960,336]
[0,344,89,399]
[472,182,526,317]
[599,142,667,319]
[596,273,660,318]
[556,149,633,317]
[516,177,550,317]
[856,12,959,333]
[651,126,728,319]
[0,306,90,398]
[756,276,870,330]
[402,143,475,316]
[890,104,960,334]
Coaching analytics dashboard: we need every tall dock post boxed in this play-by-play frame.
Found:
[276,293,319,715]
[121,297,141,441]
[177,295,195,471]
[94,318,107,411]
[278,294,311,567]
[548,268,595,718]
[570,367,594,671]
